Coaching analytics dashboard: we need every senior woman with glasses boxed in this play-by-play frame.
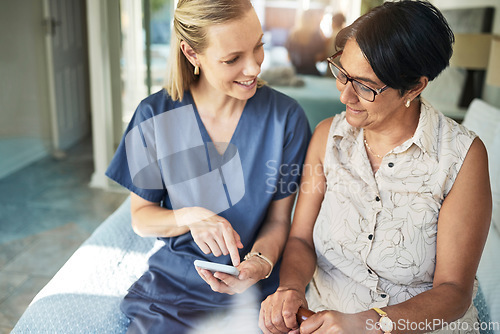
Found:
[259,1,492,333]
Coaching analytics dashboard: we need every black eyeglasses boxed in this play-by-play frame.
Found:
[327,51,389,102]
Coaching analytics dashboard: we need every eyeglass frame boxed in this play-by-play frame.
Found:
[327,50,389,102]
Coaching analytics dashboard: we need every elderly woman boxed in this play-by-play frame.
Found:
[105,0,311,333]
[260,1,491,333]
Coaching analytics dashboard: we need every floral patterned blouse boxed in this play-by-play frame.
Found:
[307,98,480,333]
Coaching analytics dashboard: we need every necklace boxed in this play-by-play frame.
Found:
[364,137,383,159]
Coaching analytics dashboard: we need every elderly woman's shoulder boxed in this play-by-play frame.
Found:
[437,111,478,147]
[304,117,337,161]
[313,112,346,136]
[315,117,334,132]
[311,117,334,144]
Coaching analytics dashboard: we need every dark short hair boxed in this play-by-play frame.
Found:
[335,0,454,95]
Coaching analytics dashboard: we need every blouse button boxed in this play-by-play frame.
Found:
[375,196,380,202]
[381,294,387,298]
[388,162,394,168]
[368,234,373,240]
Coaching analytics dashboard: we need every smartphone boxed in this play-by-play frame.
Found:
[194,260,240,276]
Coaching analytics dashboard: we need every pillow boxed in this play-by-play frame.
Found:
[462,98,500,234]
[491,129,500,234]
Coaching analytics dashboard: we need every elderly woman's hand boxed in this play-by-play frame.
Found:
[297,310,380,334]
[259,286,308,333]
[297,310,352,334]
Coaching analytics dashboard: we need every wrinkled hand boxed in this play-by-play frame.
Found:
[196,256,272,295]
[298,310,357,334]
[259,286,307,333]
[178,207,243,266]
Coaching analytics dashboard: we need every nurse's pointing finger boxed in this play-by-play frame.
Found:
[222,225,242,267]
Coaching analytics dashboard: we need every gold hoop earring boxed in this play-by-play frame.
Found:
[405,99,411,108]
[194,65,200,75]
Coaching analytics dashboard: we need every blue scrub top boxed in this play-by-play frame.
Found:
[106,85,311,312]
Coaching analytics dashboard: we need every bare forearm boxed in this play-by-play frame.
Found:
[313,282,476,334]
[278,236,317,292]
[248,195,298,275]
[131,205,189,238]
[379,283,472,334]
[250,218,290,267]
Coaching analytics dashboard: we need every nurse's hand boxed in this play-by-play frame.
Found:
[177,207,244,266]
[195,255,272,295]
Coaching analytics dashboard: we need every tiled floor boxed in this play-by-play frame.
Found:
[0,136,128,333]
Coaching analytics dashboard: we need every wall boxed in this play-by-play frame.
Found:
[432,0,500,32]
[0,0,51,178]
[108,0,123,148]
[431,0,500,108]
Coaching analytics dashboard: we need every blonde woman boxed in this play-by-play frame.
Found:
[105,0,310,333]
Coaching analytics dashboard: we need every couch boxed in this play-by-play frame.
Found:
[270,74,345,130]
[12,98,500,333]
[464,99,500,333]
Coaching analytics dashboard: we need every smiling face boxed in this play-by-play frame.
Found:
[195,8,264,101]
[337,39,410,131]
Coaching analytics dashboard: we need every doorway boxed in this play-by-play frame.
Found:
[0,0,90,180]
[0,1,52,179]
[44,0,91,152]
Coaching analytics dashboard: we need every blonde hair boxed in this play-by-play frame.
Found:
[165,0,265,101]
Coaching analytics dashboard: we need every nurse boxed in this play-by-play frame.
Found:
[105,0,311,333]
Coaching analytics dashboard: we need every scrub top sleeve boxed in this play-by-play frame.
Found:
[273,104,312,200]
[105,101,167,203]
